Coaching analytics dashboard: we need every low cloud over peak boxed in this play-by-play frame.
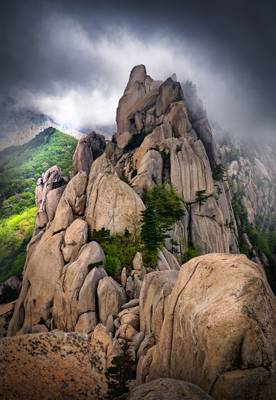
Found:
[1,1,276,142]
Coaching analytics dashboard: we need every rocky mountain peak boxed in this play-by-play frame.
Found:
[0,65,276,400]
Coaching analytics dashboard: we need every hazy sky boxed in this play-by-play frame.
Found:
[1,0,276,141]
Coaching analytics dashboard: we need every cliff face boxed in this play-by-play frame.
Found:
[114,65,238,256]
[220,136,276,290]
[1,65,276,400]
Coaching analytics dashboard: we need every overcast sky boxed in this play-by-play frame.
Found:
[1,0,276,141]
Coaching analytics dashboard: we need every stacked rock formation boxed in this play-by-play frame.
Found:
[113,65,238,256]
[1,65,276,400]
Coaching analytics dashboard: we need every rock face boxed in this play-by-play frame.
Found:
[53,242,106,333]
[143,254,276,400]
[35,165,66,232]
[219,137,276,291]
[86,167,145,234]
[8,172,88,336]
[0,329,109,400]
[127,378,214,400]
[114,64,238,258]
[97,276,127,324]
[72,131,106,175]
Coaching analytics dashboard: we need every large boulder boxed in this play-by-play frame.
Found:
[8,228,65,336]
[72,131,106,175]
[53,241,106,333]
[145,254,276,400]
[86,171,145,234]
[97,276,127,325]
[0,329,112,399]
[61,218,88,263]
[139,270,178,341]
[127,378,213,400]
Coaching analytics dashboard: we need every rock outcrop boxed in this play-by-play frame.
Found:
[0,327,115,399]
[4,65,276,400]
[35,165,67,232]
[142,254,276,399]
[72,131,106,175]
[127,378,214,400]
[114,65,238,258]
[86,171,145,234]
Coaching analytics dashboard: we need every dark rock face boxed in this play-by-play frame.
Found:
[72,131,106,175]
[182,81,220,168]
[0,276,21,304]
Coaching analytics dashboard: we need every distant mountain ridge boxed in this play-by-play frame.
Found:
[0,99,85,150]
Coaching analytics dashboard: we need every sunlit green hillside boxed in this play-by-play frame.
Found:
[0,128,77,282]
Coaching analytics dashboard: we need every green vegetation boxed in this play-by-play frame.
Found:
[149,145,170,162]
[91,184,185,276]
[0,207,37,282]
[0,127,77,218]
[90,228,140,279]
[105,343,136,398]
[0,128,77,282]
[212,164,226,181]
[141,184,185,265]
[195,190,209,206]
[232,189,272,257]
[183,245,200,262]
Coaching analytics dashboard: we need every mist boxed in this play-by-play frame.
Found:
[1,1,276,142]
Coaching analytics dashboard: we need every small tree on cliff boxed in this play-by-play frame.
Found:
[141,184,185,266]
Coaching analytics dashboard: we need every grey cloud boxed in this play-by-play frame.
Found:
[0,0,276,141]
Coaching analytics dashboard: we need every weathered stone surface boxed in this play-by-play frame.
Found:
[131,149,163,195]
[86,171,145,234]
[127,378,214,400]
[72,131,106,175]
[156,78,183,117]
[170,138,213,203]
[118,305,140,330]
[86,152,115,198]
[157,248,180,271]
[191,197,230,253]
[53,242,106,332]
[0,330,108,399]
[97,276,127,324]
[132,251,146,279]
[8,228,65,336]
[145,254,276,400]
[61,218,88,262]
[115,323,138,341]
[52,171,87,232]
[34,165,66,231]
[140,270,178,340]
[116,65,161,147]
[121,298,139,309]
